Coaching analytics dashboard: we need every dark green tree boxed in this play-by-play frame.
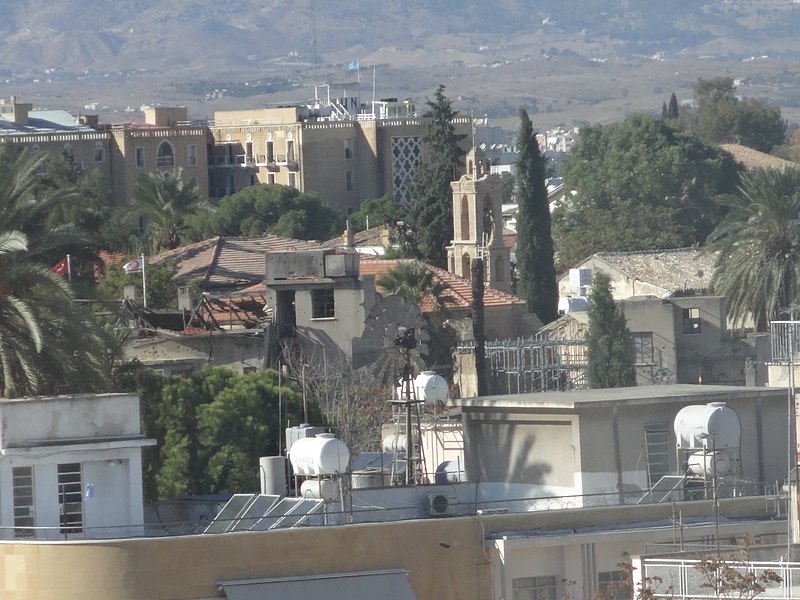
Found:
[556,113,740,266]
[707,168,800,332]
[586,272,635,389]
[690,77,786,152]
[190,184,343,241]
[141,367,316,499]
[668,92,679,119]
[406,84,465,267]
[347,193,402,232]
[515,108,559,323]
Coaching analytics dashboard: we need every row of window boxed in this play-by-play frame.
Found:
[630,308,702,366]
[12,463,84,538]
[136,142,198,169]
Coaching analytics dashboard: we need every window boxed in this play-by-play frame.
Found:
[156,141,175,167]
[94,142,105,163]
[644,423,671,486]
[266,140,275,163]
[187,144,197,166]
[58,463,83,534]
[286,139,296,162]
[344,138,353,159]
[267,173,276,185]
[599,570,632,600]
[311,288,335,319]
[12,466,34,538]
[135,147,145,168]
[287,171,297,189]
[631,332,654,365]
[682,307,702,334]
[249,174,257,186]
[346,170,354,191]
[512,576,557,600]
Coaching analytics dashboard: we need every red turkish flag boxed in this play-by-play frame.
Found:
[52,257,70,277]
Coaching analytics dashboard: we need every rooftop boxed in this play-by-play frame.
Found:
[589,247,717,295]
[455,384,786,409]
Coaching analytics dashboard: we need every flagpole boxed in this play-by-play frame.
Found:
[141,253,147,308]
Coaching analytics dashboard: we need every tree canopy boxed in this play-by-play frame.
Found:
[0,146,113,397]
[681,77,787,153]
[515,108,558,323]
[555,112,740,266]
[586,271,635,389]
[141,367,317,499]
[190,184,344,241]
[707,167,800,332]
[405,84,465,267]
[119,169,210,254]
[347,194,401,232]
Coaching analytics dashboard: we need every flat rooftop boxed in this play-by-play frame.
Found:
[452,384,787,410]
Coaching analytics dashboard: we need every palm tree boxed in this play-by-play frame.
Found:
[0,146,112,397]
[124,169,210,253]
[707,167,800,331]
[376,260,453,313]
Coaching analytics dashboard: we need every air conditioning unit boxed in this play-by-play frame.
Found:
[427,493,457,517]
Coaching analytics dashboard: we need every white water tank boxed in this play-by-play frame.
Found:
[300,478,340,500]
[394,371,448,403]
[558,296,588,314]
[383,433,408,453]
[674,402,741,450]
[289,434,349,476]
[687,451,732,477]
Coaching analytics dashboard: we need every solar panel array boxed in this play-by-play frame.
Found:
[204,494,325,534]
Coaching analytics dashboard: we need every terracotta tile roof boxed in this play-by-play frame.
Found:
[359,257,526,313]
[719,143,797,172]
[151,235,323,291]
[593,247,716,294]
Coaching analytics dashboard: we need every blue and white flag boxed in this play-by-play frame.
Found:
[347,59,359,72]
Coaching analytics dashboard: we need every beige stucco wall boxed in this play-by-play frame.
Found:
[0,496,783,600]
[110,127,210,205]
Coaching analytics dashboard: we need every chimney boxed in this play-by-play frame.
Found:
[343,220,355,247]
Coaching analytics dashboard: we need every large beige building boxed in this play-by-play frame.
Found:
[0,98,209,205]
[208,92,472,213]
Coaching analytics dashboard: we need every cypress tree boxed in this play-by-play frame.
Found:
[662,101,669,120]
[515,108,558,324]
[406,84,465,268]
[586,271,635,388]
[668,92,680,119]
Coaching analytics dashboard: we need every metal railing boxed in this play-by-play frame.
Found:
[643,556,799,599]
[770,321,800,363]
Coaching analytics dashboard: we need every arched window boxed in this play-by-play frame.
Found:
[156,141,175,167]
[461,253,471,281]
[460,195,470,240]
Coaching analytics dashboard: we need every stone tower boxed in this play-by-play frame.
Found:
[446,147,512,292]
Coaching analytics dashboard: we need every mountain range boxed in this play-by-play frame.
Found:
[4,1,800,128]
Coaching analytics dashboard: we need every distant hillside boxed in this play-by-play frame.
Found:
[2,0,800,76]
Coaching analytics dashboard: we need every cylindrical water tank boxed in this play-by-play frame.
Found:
[394,371,448,403]
[674,402,741,449]
[687,450,731,477]
[382,433,408,452]
[289,434,349,476]
[259,456,287,496]
[414,371,448,404]
[300,478,340,500]
[557,296,588,314]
